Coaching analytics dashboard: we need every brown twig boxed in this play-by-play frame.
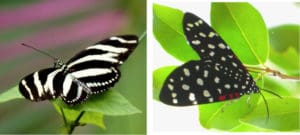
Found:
[245,66,300,80]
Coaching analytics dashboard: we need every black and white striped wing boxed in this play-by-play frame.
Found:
[19,35,138,105]
[19,68,63,102]
[61,35,138,104]
[19,68,90,104]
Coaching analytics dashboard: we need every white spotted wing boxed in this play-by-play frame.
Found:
[159,12,259,106]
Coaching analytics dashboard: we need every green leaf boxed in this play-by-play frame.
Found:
[53,103,106,129]
[241,97,300,131]
[269,24,299,52]
[153,4,198,62]
[199,93,260,130]
[0,86,23,103]
[0,86,141,116]
[211,2,269,65]
[153,66,177,101]
[269,47,299,76]
[268,25,300,76]
[54,90,141,116]
[229,122,275,132]
[261,76,298,97]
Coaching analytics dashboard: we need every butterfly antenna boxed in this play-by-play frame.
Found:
[258,91,270,124]
[139,31,146,42]
[22,43,58,60]
[259,87,283,99]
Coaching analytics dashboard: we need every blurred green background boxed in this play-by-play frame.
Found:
[0,0,146,134]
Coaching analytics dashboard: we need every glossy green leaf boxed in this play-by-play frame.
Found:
[269,47,299,76]
[269,24,299,52]
[261,76,298,97]
[153,4,198,62]
[153,66,177,101]
[268,25,300,76]
[229,122,275,132]
[54,90,141,116]
[0,86,141,116]
[241,97,300,131]
[199,93,260,130]
[53,103,105,129]
[0,86,23,103]
[211,2,269,65]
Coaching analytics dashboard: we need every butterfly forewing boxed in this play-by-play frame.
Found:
[159,12,259,106]
[64,35,138,101]
[184,13,235,61]
[19,35,138,105]
[19,68,62,101]
[66,35,138,68]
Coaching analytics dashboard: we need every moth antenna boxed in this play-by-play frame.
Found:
[258,91,269,124]
[21,43,58,60]
[139,31,146,42]
[259,87,283,99]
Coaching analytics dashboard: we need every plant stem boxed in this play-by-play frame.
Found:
[245,66,300,80]
[68,111,86,134]
[139,31,146,42]
[60,107,67,126]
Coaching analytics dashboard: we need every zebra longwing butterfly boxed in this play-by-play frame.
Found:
[19,35,138,105]
[159,12,260,106]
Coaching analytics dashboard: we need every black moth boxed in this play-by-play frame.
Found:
[19,35,138,105]
[159,12,260,106]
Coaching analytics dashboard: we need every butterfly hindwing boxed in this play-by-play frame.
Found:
[160,60,248,106]
[68,67,120,94]
[57,73,89,104]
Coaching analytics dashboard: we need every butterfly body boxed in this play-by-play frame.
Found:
[19,35,138,105]
[159,12,259,106]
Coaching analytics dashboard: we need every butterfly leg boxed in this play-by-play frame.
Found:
[69,74,92,94]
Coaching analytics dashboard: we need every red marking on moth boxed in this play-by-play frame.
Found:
[218,95,226,101]
[234,92,240,98]
[218,92,241,101]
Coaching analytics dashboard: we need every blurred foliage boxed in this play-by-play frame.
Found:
[269,24,300,76]
[0,0,38,9]
[153,3,299,132]
[0,0,146,134]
